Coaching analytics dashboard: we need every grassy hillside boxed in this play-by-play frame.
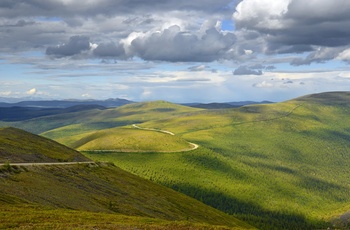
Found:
[83,92,350,229]
[0,204,246,230]
[0,127,89,163]
[71,127,193,152]
[2,92,350,229]
[0,163,252,229]
[0,127,252,229]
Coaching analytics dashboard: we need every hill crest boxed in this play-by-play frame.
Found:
[0,127,89,163]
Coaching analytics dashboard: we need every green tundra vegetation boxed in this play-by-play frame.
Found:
[0,129,252,229]
[1,91,350,229]
[0,127,89,162]
[59,127,193,152]
[0,163,251,229]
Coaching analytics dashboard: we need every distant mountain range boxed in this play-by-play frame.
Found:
[0,98,133,108]
[183,100,273,109]
[0,98,274,121]
[0,97,273,109]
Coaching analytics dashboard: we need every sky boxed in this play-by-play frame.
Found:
[1,0,350,103]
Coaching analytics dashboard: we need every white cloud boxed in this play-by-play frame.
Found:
[253,81,273,88]
[244,49,253,55]
[26,88,37,95]
[81,93,91,98]
[0,91,13,96]
[336,48,350,63]
[234,0,291,29]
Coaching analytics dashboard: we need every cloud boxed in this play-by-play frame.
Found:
[0,0,234,18]
[129,25,236,62]
[2,0,350,66]
[233,66,263,75]
[291,47,344,66]
[253,81,273,88]
[93,42,126,59]
[265,65,276,71]
[233,0,350,64]
[81,93,91,98]
[188,65,207,71]
[26,88,37,95]
[336,48,350,64]
[0,91,13,96]
[46,36,91,58]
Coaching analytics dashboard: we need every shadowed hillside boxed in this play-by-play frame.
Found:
[0,163,253,229]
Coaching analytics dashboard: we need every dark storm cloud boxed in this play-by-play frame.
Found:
[0,0,233,18]
[130,25,236,62]
[93,42,126,59]
[290,47,344,66]
[233,66,262,75]
[265,65,276,71]
[0,19,36,27]
[234,0,350,64]
[249,64,265,69]
[5,0,350,65]
[46,36,91,58]
[0,0,238,63]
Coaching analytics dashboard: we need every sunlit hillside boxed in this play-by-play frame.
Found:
[1,92,350,229]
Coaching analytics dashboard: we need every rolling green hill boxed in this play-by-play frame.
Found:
[2,92,350,229]
[0,128,253,229]
[83,92,350,229]
[0,127,89,163]
[71,127,194,152]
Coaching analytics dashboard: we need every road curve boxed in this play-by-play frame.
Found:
[132,124,175,135]
[132,124,199,152]
[0,161,95,167]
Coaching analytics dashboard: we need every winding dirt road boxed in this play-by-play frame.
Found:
[83,125,199,153]
[0,161,95,167]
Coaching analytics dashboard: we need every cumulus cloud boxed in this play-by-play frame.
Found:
[336,48,350,63]
[129,25,236,62]
[46,36,91,58]
[233,66,263,75]
[253,81,273,88]
[233,0,350,64]
[26,88,37,95]
[93,42,126,59]
[2,0,350,75]
[0,0,234,18]
[291,47,344,66]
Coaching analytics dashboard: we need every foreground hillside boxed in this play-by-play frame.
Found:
[0,129,253,229]
[0,127,89,163]
[0,163,251,229]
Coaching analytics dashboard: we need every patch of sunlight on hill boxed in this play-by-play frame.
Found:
[73,127,193,152]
